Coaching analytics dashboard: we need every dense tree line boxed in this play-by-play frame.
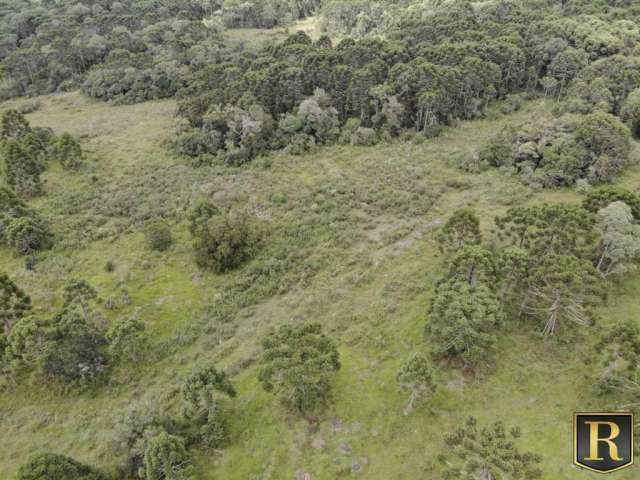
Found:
[172,0,640,165]
[0,0,225,103]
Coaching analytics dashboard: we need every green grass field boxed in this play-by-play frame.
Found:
[1,91,639,479]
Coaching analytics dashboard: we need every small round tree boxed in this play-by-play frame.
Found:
[259,323,340,415]
[17,453,106,480]
[396,352,437,414]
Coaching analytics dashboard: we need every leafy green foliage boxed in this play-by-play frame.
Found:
[17,453,106,480]
[259,323,340,415]
[439,417,543,479]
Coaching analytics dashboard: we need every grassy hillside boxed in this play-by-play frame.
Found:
[0,92,638,479]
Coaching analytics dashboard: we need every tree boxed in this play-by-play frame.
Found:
[440,417,543,479]
[574,112,631,184]
[396,352,436,414]
[144,219,173,252]
[181,364,236,448]
[0,273,31,334]
[494,204,595,260]
[595,202,640,277]
[447,246,497,287]
[17,453,106,480]
[5,216,52,255]
[52,133,82,170]
[188,200,220,236]
[437,208,482,253]
[522,254,602,336]
[593,320,640,396]
[258,323,340,415]
[583,186,640,220]
[622,88,640,137]
[426,279,503,367]
[7,306,108,384]
[193,210,257,273]
[143,431,194,480]
[63,279,98,320]
[106,316,148,363]
[1,139,43,197]
[0,109,30,141]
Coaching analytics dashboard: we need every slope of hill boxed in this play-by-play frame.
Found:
[0,92,638,479]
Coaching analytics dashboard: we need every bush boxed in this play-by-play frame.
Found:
[144,220,173,252]
[193,211,258,273]
[258,323,340,415]
[18,453,106,480]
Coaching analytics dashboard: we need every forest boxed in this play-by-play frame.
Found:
[1,0,640,479]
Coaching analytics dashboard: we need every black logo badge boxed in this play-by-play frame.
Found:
[574,412,634,473]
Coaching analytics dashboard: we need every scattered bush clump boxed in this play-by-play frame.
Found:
[144,220,173,252]
[17,453,106,480]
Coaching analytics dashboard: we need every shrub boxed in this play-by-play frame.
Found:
[17,453,106,480]
[144,220,173,252]
[193,211,258,273]
[258,323,340,415]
